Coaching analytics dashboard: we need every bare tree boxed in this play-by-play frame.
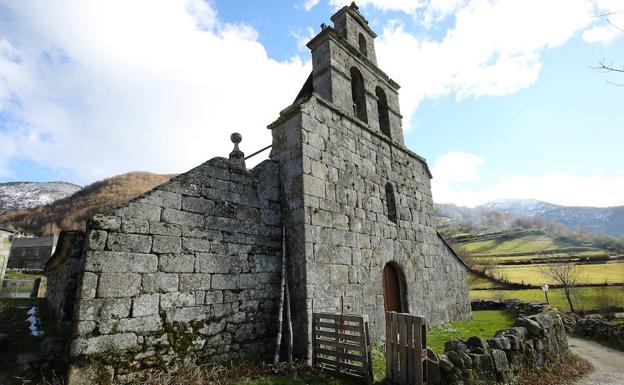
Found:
[541,261,582,313]
[592,4,624,85]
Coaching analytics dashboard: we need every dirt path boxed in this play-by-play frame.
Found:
[568,336,624,385]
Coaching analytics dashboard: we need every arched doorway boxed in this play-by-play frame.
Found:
[382,263,404,312]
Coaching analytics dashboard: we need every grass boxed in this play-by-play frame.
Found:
[427,310,516,353]
[474,250,610,262]
[4,271,44,279]
[489,262,624,285]
[470,286,624,311]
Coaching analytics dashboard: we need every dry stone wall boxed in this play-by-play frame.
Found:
[440,312,569,385]
[67,158,282,384]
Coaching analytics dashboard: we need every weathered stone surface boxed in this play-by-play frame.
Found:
[195,253,230,273]
[132,294,159,317]
[159,254,194,273]
[70,333,138,356]
[162,208,204,227]
[116,203,162,221]
[122,218,150,234]
[142,273,179,293]
[152,236,182,254]
[97,273,141,298]
[160,292,195,309]
[86,230,107,251]
[514,317,543,337]
[491,349,509,372]
[84,251,158,273]
[90,215,121,231]
[107,233,152,253]
[77,298,131,321]
[179,274,211,291]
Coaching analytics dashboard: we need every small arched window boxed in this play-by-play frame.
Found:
[376,87,391,138]
[385,182,397,223]
[350,67,368,122]
[358,33,368,57]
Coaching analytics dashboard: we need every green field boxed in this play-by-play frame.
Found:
[462,233,568,255]
[470,286,624,310]
[427,310,515,353]
[489,262,624,285]
[475,250,610,262]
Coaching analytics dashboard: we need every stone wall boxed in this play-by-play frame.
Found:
[439,312,569,385]
[46,231,85,332]
[563,313,624,350]
[66,157,283,384]
[269,95,471,357]
[471,299,549,315]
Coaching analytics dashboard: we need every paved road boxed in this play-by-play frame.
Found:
[569,336,624,385]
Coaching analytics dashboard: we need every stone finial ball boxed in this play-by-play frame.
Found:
[231,132,242,144]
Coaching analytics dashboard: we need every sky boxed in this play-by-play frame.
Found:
[0,0,623,208]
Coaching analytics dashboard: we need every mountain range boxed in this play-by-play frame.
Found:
[0,174,622,238]
[0,182,81,215]
[0,172,173,235]
[437,199,624,238]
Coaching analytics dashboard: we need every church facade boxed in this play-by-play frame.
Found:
[47,4,470,383]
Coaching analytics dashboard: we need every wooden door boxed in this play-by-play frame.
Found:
[383,264,402,312]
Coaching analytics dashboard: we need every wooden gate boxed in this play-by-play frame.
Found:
[312,313,373,383]
[385,312,427,385]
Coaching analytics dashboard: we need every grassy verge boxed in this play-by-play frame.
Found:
[518,354,592,385]
[427,310,516,353]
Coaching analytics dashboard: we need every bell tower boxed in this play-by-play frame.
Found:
[306,2,405,144]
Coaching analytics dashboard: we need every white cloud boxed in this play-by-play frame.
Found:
[376,0,595,130]
[432,151,624,208]
[303,0,321,11]
[0,0,310,183]
[583,24,624,44]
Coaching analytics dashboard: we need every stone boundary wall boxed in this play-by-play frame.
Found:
[46,231,85,332]
[439,312,569,385]
[471,299,548,315]
[563,313,624,350]
[66,158,283,384]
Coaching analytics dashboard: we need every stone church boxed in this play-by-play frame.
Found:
[46,4,470,383]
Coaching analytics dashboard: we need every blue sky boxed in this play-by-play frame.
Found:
[0,0,623,207]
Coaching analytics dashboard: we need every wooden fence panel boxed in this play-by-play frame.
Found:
[385,312,427,385]
[312,313,373,384]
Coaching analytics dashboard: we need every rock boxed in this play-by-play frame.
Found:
[439,354,455,372]
[491,349,509,372]
[466,336,489,350]
[487,337,511,350]
[447,350,465,369]
[445,338,469,353]
[514,317,544,337]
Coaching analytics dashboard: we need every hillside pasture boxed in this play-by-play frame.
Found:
[461,232,566,254]
[489,261,624,286]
